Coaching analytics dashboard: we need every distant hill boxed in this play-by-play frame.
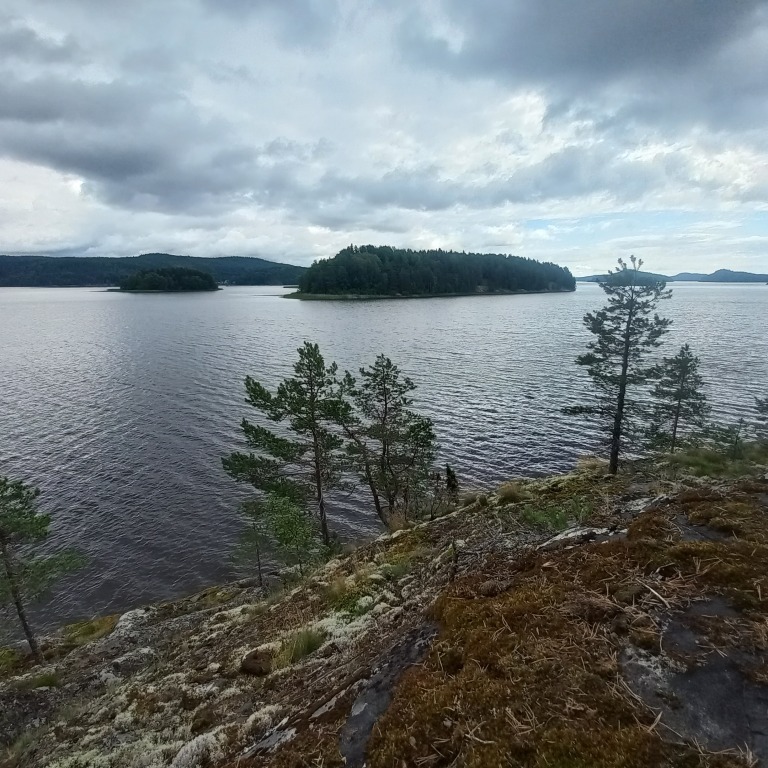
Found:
[577,268,768,283]
[0,252,305,287]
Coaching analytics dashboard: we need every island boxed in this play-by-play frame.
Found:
[118,266,219,292]
[289,245,576,299]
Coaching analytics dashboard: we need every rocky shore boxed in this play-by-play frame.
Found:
[2,457,768,767]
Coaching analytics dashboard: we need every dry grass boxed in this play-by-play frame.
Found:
[62,614,118,647]
[497,480,530,504]
[366,477,768,768]
[273,627,327,669]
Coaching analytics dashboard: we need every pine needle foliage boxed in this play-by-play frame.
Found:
[565,256,672,474]
[222,342,344,545]
[331,355,437,527]
[0,477,84,661]
[648,344,710,453]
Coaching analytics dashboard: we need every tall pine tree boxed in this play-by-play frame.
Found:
[648,344,710,453]
[223,342,343,545]
[565,257,672,474]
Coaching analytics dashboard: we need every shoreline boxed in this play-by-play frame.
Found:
[283,287,577,301]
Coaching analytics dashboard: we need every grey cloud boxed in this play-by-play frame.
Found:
[401,0,768,131]
[0,19,82,64]
[0,75,162,125]
[316,144,663,214]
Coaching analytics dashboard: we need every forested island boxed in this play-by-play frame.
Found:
[294,245,576,298]
[0,252,305,287]
[118,267,219,292]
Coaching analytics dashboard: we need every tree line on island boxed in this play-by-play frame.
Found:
[297,245,576,296]
[119,266,218,292]
[2,256,767,658]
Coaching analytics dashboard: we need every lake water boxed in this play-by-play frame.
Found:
[1,283,766,633]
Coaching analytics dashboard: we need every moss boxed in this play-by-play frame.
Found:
[62,614,118,647]
[12,670,59,690]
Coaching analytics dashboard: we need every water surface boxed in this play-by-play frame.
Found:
[1,283,766,631]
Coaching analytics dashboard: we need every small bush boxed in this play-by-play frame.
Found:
[460,493,478,507]
[273,628,326,668]
[477,494,489,507]
[62,614,118,646]
[497,481,529,505]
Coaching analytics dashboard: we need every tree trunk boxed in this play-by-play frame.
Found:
[610,315,635,474]
[318,494,329,546]
[1,540,42,662]
[255,538,263,588]
[670,399,682,454]
[310,420,330,546]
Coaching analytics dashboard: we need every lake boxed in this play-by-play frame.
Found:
[1,282,766,633]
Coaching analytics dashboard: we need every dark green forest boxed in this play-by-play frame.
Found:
[298,245,576,296]
[0,252,305,287]
[119,267,218,292]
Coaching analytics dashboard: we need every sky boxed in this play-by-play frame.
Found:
[1,1,767,276]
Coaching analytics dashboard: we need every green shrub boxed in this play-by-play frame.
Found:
[519,503,568,532]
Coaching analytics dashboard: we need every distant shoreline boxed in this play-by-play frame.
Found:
[284,288,576,301]
[106,287,222,293]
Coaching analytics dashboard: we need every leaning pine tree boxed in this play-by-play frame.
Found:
[648,344,710,453]
[0,476,84,661]
[565,257,672,474]
[222,342,343,546]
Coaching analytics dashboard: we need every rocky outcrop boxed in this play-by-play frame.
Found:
[2,464,767,768]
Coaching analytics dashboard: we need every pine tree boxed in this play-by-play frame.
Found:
[223,342,343,545]
[648,344,710,453]
[331,355,437,527]
[231,500,270,587]
[0,477,84,661]
[565,257,672,474]
[445,464,459,503]
[263,494,317,577]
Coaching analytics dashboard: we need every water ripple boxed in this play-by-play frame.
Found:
[0,283,766,632]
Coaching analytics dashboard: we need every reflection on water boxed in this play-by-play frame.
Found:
[0,283,766,629]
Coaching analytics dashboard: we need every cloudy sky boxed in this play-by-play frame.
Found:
[1,1,767,275]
